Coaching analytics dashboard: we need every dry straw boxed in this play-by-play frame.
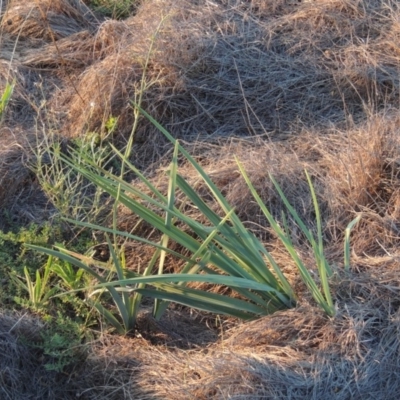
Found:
[1,0,400,398]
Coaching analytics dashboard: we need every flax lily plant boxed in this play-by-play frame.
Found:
[28,109,360,333]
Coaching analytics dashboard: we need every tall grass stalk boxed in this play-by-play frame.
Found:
[344,214,361,271]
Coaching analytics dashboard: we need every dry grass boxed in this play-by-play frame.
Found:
[3,267,400,400]
[1,0,97,41]
[0,311,76,399]
[1,0,400,398]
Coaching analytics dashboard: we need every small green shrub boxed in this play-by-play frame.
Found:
[26,313,89,372]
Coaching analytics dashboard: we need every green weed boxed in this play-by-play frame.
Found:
[0,80,14,122]
[33,127,117,223]
[12,256,59,312]
[26,313,89,373]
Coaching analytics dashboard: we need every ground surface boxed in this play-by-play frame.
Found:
[1,0,400,399]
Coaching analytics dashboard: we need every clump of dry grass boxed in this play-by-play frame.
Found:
[2,0,400,210]
[0,311,72,399]
[0,129,32,207]
[59,0,400,139]
[316,112,400,257]
[1,0,97,41]
[22,19,137,69]
[65,266,400,400]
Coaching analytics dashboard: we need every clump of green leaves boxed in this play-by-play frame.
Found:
[12,256,59,312]
[0,223,58,304]
[27,313,88,372]
[30,109,361,334]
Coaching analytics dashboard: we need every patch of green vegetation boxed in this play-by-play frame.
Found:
[0,218,95,310]
[0,80,14,123]
[29,109,361,337]
[33,117,120,223]
[0,220,97,372]
[0,224,56,303]
[26,312,90,373]
[86,0,138,19]
[0,221,80,274]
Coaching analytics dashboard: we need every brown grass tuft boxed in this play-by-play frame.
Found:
[1,0,97,41]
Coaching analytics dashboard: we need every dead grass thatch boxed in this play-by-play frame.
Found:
[1,0,97,41]
[1,0,400,398]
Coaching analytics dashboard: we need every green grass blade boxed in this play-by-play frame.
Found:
[105,235,131,330]
[89,300,126,335]
[137,247,163,318]
[269,172,332,288]
[237,160,334,315]
[0,81,15,119]
[305,171,332,277]
[136,286,264,319]
[304,171,333,309]
[61,219,195,263]
[24,267,34,301]
[235,159,295,296]
[85,273,288,295]
[154,141,179,316]
[344,214,361,272]
[34,269,42,304]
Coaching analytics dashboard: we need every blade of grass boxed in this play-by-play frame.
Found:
[236,160,335,316]
[154,141,179,316]
[136,288,260,319]
[105,235,132,331]
[344,214,362,272]
[304,171,333,309]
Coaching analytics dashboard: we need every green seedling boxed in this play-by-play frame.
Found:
[12,256,59,311]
